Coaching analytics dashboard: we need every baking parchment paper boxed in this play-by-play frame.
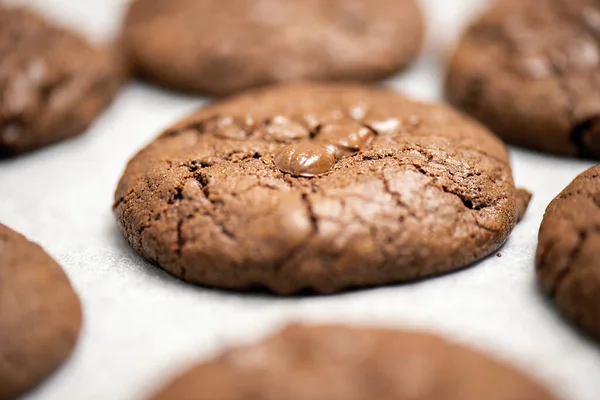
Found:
[1,0,599,399]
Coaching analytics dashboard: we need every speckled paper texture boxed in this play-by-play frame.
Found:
[1,1,599,399]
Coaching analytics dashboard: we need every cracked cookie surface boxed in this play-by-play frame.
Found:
[122,0,424,96]
[0,6,125,157]
[536,165,600,340]
[114,83,530,295]
[150,324,558,400]
[447,0,600,157]
[0,224,82,399]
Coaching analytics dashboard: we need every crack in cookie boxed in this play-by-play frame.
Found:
[114,83,530,295]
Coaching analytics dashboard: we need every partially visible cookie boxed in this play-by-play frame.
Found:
[114,82,531,295]
[149,324,558,400]
[537,165,600,340]
[446,0,600,157]
[0,6,125,157]
[122,0,424,96]
[0,224,82,399]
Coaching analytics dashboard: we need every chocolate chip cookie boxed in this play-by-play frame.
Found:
[0,6,125,157]
[447,0,600,157]
[537,165,600,340]
[115,83,530,295]
[150,324,558,400]
[122,0,424,96]
[0,224,82,399]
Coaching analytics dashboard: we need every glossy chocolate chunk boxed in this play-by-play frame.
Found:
[316,119,375,159]
[365,117,403,135]
[274,141,336,177]
[259,116,309,142]
[207,116,250,140]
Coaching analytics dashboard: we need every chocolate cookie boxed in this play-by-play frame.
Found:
[122,0,424,96]
[114,83,530,295]
[446,0,600,157]
[0,224,82,399]
[0,6,125,157]
[150,324,557,400]
[537,165,600,340]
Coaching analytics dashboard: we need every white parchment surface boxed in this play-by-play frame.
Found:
[1,1,599,399]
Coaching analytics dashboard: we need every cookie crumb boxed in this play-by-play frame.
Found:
[496,253,502,257]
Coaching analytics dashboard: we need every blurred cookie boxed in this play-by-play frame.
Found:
[0,223,82,399]
[537,165,600,339]
[0,6,125,157]
[114,83,530,295]
[150,324,557,400]
[447,0,600,157]
[122,0,424,96]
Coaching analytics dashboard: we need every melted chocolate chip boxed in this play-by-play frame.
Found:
[274,141,335,177]
[348,104,368,120]
[366,117,402,135]
[259,116,309,142]
[572,117,600,158]
[315,119,374,159]
[408,115,421,129]
[206,116,249,140]
[300,110,345,130]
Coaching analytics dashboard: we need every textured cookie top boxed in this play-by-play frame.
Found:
[115,83,529,295]
[123,0,424,96]
[0,224,82,399]
[0,6,124,157]
[537,165,600,340]
[150,324,557,400]
[447,0,600,157]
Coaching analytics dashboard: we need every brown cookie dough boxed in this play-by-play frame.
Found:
[0,6,125,157]
[122,0,424,96]
[149,324,558,400]
[114,83,530,295]
[446,0,600,158]
[537,165,600,340]
[0,224,82,399]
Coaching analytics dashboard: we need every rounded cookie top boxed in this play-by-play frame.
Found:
[149,324,557,400]
[114,83,530,295]
[122,0,424,96]
[537,165,600,340]
[447,0,600,157]
[0,224,82,399]
[0,6,125,157]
